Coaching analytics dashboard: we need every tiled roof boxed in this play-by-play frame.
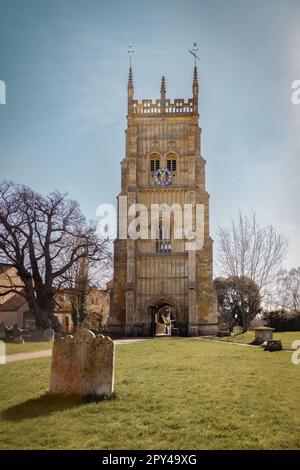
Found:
[0,292,27,312]
[0,264,12,275]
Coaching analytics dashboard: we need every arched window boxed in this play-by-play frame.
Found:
[149,153,160,175]
[155,221,172,253]
[165,153,177,174]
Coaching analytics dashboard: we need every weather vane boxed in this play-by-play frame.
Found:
[128,43,134,66]
[189,42,200,65]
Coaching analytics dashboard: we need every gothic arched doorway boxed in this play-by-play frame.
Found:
[148,297,179,337]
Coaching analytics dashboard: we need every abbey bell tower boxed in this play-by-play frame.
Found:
[108,53,217,337]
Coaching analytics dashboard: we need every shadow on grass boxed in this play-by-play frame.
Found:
[1,393,84,421]
[2,391,118,422]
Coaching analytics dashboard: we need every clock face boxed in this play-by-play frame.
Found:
[154,168,172,186]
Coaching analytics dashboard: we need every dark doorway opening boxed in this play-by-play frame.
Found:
[149,300,178,337]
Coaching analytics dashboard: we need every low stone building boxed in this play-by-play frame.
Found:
[0,264,27,326]
[0,264,111,331]
[55,284,111,332]
[0,293,28,327]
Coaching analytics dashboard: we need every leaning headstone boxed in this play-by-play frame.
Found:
[43,328,55,342]
[49,329,114,398]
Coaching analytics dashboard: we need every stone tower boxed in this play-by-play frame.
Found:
[108,61,217,337]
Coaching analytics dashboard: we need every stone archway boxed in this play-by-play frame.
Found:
[146,295,180,337]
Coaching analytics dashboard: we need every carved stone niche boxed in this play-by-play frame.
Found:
[151,136,160,150]
[128,158,136,186]
[127,191,136,207]
[186,156,195,182]
[187,126,195,152]
[168,139,176,149]
[127,127,137,153]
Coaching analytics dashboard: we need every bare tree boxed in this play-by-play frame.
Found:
[216,211,288,299]
[55,246,112,331]
[0,180,110,330]
[214,276,261,332]
[275,267,300,313]
[74,262,89,329]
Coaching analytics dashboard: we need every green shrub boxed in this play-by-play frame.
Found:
[263,309,300,331]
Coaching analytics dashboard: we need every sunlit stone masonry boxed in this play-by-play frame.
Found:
[49,329,115,398]
[108,60,218,337]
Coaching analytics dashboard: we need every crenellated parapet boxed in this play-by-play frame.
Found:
[127,69,198,116]
[131,98,194,115]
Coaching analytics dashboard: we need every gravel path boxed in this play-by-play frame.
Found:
[5,337,291,364]
[4,338,150,364]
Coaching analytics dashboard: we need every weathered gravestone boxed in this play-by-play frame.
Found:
[12,324,24,344]
[49,329,114,398]
[253,326,274,344]
[43,328,55,342]
[12,324,22,338]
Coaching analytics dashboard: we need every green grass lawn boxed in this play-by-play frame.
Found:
[211,331,300,349]
[4,342,52,356]
[0,338,299,450]
[5,331,299,356]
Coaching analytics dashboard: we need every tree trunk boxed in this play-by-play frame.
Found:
[25,285,57,330]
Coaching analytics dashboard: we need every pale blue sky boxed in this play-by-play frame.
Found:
[0,0,299,268]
